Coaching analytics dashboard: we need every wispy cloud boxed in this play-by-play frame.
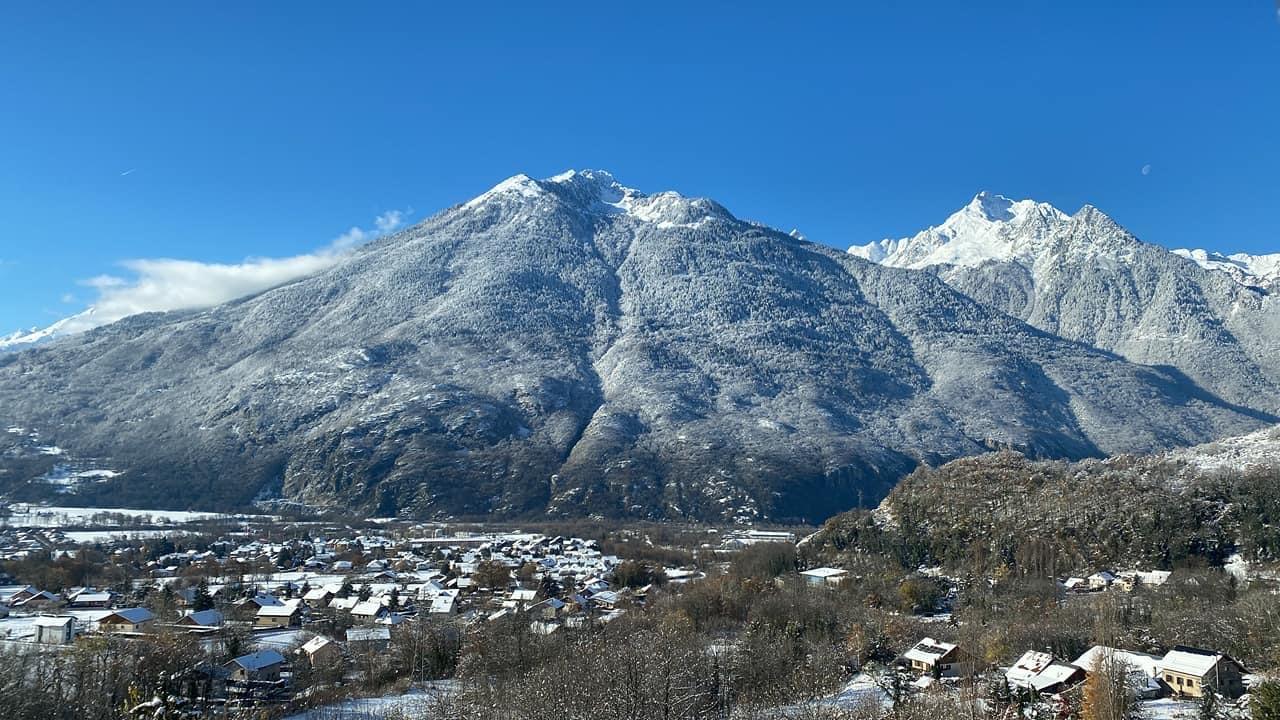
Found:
[120,168,137,177]
[4,209,411,345]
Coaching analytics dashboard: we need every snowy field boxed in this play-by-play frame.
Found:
[64,529,183,543]
[0,504,267,528]
[0,608,113,642]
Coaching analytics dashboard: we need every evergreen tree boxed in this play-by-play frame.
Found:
[1253,681,1280,720]
[191,579,214,612]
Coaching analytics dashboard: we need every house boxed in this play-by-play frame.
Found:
[429,591,458,615]
[349,600,387,623]
[1073,646,1165,699]
[302,587,334,608]
[231,594,283,620]
[13,589,59,608]
[1087,571,1117,591]
[225,649,287,683]
[98,607,156,633]
[799,567,849,586]
[255,599,304,628]
[1005,650,1086,695]
[528,597,566,620]
[0,585,40,606]
[1116,570,1172,592]
[328,596,360,612]
[298,635,341,667]
[901,637,974,678]
[33,616,76,645]
[345,626,391,651]
[176,609,224,628]
[1158,646,1245,699]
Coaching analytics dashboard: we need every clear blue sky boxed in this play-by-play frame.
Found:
[1,2,1277,334]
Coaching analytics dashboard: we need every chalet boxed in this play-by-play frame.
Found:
[901,637,974,678]
[176,609,224,628]
[255,599,304,628]
[225,649,286,683]
[1005,650,1086,695]
[33,616,76,645]
[298,635,341,667]
[1159,646,1245,699]
[98,607,156,634]
[799,567,849,587]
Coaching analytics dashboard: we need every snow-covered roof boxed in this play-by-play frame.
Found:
[33,615,74,627]
[181,609,223,626]
[1072,646,1160,677]
[799,567,848,578]
[101,607,154,624]
[300,635,333,654]
[257,600,302,617]
[1030,663,1083,692]
[903,637,956,664]
[1160,647,1234,678]
[229,649,285,671]
[1006,651,1054,686]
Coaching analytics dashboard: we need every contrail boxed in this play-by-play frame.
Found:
[120,169,136,177]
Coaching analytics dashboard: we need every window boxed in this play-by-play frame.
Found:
[1186,680,1194,688]
[1177,677,1183,685]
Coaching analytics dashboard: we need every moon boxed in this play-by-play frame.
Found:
[1141,164,1151,176]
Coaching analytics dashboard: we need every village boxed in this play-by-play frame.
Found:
[0,506,1276,719]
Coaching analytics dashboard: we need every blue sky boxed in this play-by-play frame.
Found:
[1,2,1277,334]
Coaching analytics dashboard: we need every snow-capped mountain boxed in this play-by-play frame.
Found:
[849,192,1069,269]
[850,194,1280,414]
[0,172,1272,521]
[0,309,97,353]
[1171,248,1280,292]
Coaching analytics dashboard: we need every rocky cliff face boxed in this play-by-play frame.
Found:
[0,173,1270,521]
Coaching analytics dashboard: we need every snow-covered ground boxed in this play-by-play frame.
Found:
[1165,425,1280,473]
[0,608,114,642]
[1141,698,1204,719]
[0,504,269,528]
[63,529,182,543]
[283,682,458,719]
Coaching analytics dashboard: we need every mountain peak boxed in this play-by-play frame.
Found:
[849,192,1068,270]
[464,170,732,230]
[965,191,1017,222]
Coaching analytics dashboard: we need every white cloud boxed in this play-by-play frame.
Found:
[2,209,412,346]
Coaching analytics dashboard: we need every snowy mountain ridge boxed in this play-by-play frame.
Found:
[1171,248,1280,291]
[848,191,1069,269]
